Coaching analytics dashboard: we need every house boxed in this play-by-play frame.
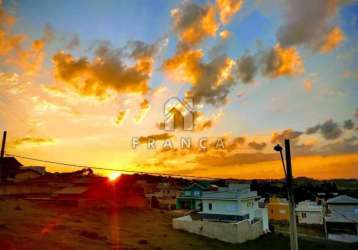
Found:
[0,157,22,182]
[325,195,358,243]
[199,187,269,231]
[172,185,269,244]
[176,182,216,210]
[14,168,43,183]
[295,200,323,225]
[22,166,46,175]
[267,197,289,221]
[146,182,182,209]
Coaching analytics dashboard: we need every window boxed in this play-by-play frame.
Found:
[184,191,191,196]
[302,213,307,218]
[193,191,200,197]
[208,203,212,210]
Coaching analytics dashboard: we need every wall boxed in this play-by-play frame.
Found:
[202,198,258,218]
[0,184,54,196]
[202,200,239,215]
[268,202,289,221]
[173,215,263,244]
[297,211,323,224]
[14,172,41,183]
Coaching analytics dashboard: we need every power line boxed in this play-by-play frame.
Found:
[5,153,221,180]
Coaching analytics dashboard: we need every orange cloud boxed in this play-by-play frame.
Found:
[162,49,203,83]
[52,42,157,98]
[138,133,173,144]
[216,0,243,24]
[219,30,230,40]
[304,79,312,92]
[16,39,45,75]
[263,44,304,78]
[163,49,236,105]
[319,26,345,53]
[13,136,54,147]
[171,2,219,47]
[134,99,150,124]
[115,110,128,126]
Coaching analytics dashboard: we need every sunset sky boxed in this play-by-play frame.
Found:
[0,0,357,179]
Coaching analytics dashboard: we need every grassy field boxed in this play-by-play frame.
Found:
[0,199,357,250]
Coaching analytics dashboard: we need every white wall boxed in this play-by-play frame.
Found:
[202,198,258,218]
[173,216,264,244]
[297,211,323,224]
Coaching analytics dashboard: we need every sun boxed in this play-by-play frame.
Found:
[108,172,121,181]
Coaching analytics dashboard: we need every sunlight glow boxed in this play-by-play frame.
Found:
[108,172,121,181]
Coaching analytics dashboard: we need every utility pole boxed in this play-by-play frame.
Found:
[285,139,298,250]
[0,131,7,183]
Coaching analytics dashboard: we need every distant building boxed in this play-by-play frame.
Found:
[267,197,289,221]
[325,195,358,243]
[295,200,323,225]
[21,166,46,175]
[14,169,43,183]
[176,182,216,210]
[146,182,182,210]
[0,157,22,182]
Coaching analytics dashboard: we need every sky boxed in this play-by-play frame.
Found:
[0,0,357,179]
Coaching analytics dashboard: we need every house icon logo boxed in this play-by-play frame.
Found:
[164,97,194,131]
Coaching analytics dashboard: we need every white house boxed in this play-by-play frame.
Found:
[173,184,269,244]
[199,187,269,231]
[295,200,323,225]
[325,195,358,243]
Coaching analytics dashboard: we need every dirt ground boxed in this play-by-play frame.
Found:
[0,199,357,250]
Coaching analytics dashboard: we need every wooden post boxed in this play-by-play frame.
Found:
[0,131,7,183]
[285,139,298,250]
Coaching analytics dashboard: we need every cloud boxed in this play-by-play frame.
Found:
[236,53,257,83]
[319,136,358,155]
[226,136,246,152]
[248,141,267,151]
[163,49,236,106]
[343,119,354,130]
[115,110,128,126]
[16,39,45,76]
[171,1,219,47]
[0,6,45,75]
[262,44,304,78]
[138,133,173,144]
[196,152,279,167]
[216,0,243,24]
[134,99,150,124]
[65,34,80,50]
[319,119,343,140]
[319,26,345,53]
[276,0,348,52]
[53,41,159,98]
[195,111,223,131]
[271,129,303,144]
[13,136,54,147]
[303,79,312,92]
[0,6,24,57]
[306,124,321,134]
[219,30,230,40]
